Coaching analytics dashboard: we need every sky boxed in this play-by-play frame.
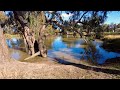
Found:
[5,11,120,25]
[104,11,120,24]
[61,11,120,25]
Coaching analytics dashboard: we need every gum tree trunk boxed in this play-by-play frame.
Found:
[23,26,35,55]
[0,26,10,63]
[38,24,47,57]
[13,11,35,55]
[38,11,47,57]
[13,11,47,57]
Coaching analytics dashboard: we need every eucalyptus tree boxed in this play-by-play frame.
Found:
[0,11,10,62]
[2,11,108,59]
[46,11,108,38]
[7,11,47,57]
[109,23,117,32]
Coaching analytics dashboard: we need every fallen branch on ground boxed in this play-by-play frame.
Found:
[24,51,40,60]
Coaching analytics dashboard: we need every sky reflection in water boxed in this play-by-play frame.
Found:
[7,36,120,64]
[48,36,120,64]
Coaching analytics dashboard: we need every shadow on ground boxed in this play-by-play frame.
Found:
[53,57,120,75]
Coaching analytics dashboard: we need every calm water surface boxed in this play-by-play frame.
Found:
[6,36,120,64]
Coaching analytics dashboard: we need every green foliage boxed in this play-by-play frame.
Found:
[117,24,120,28]
[82,39,101,65]
[46,25,55,35]
[101,24,109,32]
[0,11,8,22]
[28,11,46,39]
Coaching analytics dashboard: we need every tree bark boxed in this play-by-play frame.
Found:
[23,26,35,55]
[0,26,10,63]
[38,25,47,57]
[13,11,47,57]
[74,28,83,38]
[13,11,36,55]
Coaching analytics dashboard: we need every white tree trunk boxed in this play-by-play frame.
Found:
[0,26,10,63]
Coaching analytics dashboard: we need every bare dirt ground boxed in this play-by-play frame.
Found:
[0,58,119,79]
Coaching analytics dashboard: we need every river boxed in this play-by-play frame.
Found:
[6,36,120,65]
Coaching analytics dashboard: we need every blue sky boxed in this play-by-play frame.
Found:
[61,11,120,24]
[5,11,120,25]
[104,11,120,24]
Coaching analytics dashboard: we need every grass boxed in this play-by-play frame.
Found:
[4,34,22,39]
[103,35,120,39]
[102,57,120,70]
[100,34,120,70]
[101,34,120,53]
[108,63,120,70]
[102,38,120,53]
[103,32,120,35]
[62,37,79,44]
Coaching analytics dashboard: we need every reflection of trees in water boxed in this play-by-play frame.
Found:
[6,38,24,49]
[61,37,103,65]
[11,39,24,47]
[44,37,55,49]
[67,42,76,48]
[82,40,102,65]
[62,38,79,48]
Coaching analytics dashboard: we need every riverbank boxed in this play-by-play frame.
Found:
[3,34,120,79]
[0,58,119,79]
[102,35,120,53]
[103,35,120,39]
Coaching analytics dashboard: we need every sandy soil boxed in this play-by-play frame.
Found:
[0,58,119,79]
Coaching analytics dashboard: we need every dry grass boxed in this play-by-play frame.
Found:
[104,35,120,39]
[102,35,120,53]
[0,58,118,79]
[4,34,21,39]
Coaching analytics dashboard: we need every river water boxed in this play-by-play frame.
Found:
[6,36,120,65]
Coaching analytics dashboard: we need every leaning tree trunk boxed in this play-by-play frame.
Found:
[37,11,47,58]
[79,32,83,38]
[23,26,35,55]
[74,28,83,38]
[0,26,10,63]
[38,24,47,57]
[13,11,36,55]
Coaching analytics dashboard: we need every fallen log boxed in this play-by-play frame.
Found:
[24,51,40,60]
